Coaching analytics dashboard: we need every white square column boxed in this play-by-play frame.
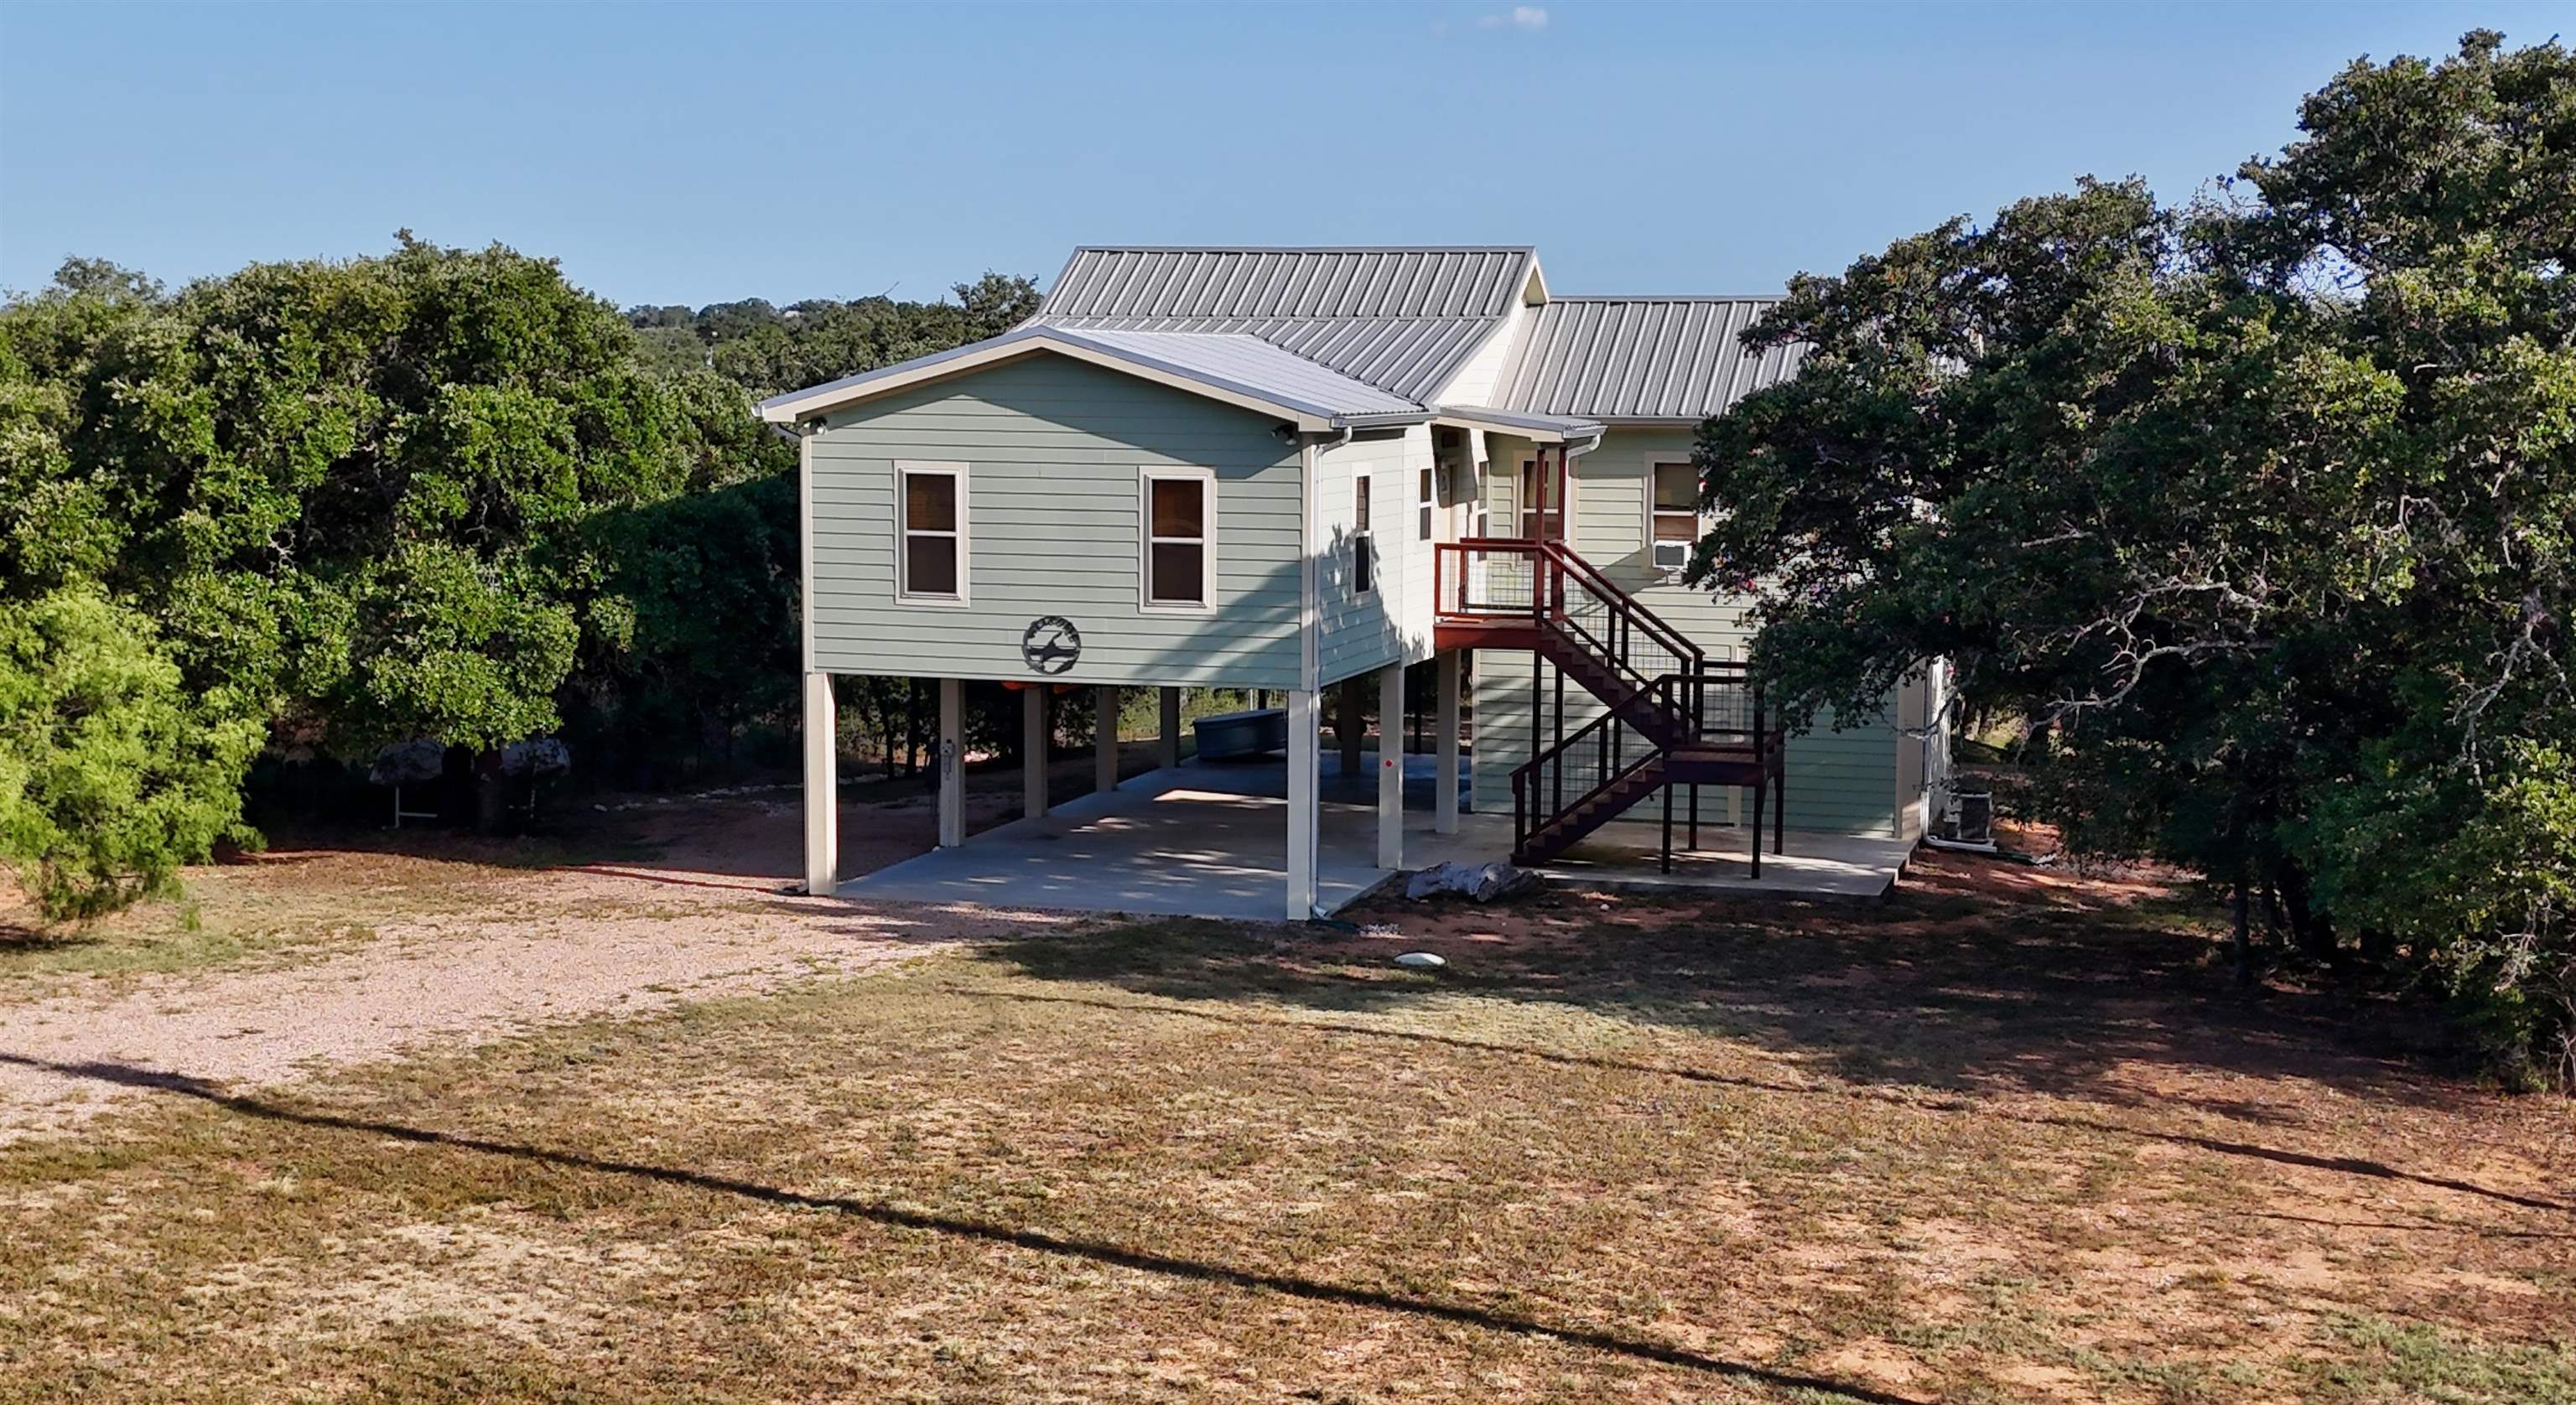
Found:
[1435,651,1461,835]
[802,671,839,895]
[1376,661,1405,869]
[1157,687,1183,770]
[936,677,964,848]
[1285,688,1318,920]
[1022,687,1049,819]
[1095,685,1120,796]
[1338,678,1364,781]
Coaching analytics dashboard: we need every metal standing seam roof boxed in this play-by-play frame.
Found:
[1493,296,1807,422]
[754,324,1425,427]
[1028,247,1540,403]
[1060,328,1426,420]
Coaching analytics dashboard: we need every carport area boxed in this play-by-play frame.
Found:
[840,754,1910,920]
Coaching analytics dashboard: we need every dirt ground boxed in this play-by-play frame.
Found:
[1,785,2570,1402]
[0,765,1097,1143]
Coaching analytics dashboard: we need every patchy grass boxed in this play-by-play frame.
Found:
[2,853,2568,1402]
[0,747,1161,996]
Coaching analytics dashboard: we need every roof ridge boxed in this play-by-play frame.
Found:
[1546,293,1788,303]
[1066,244,1536,254]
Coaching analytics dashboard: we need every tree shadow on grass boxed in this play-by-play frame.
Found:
[951,851,2545,1184]
[0,1050,1925,1405]
[922,982,2570,1221]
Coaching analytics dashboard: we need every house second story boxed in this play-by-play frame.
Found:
[756,245,1805,694]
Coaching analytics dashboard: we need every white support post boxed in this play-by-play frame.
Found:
[1094,685,1120,796]
[802,671,839,895]
[936,677,964,848]
[1376,662,1405,869]
[1157,687,1182,770]
[1338,678,1364,783]
[1285,688,1318,920]
[1023,687,1048,819]
[1436,651,1461,835]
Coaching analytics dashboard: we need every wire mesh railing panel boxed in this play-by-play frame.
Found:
[1437,541,1544,618]
[1512,683,1674,849]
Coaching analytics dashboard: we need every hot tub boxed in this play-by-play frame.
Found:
[1193,707,1289,760]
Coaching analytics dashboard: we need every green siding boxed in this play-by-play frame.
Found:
[1470,428,1904,837]
[1315,426,1437,687]
[807,354,1306,689]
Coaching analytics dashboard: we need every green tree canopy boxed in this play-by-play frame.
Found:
[626,272,1041,397]
[1693,32,2574,1081]
[3,236,1035,914]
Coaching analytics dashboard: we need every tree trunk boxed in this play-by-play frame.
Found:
[2232,875,2252,988]
[473,749,509,834]
[2277,861,2338,968]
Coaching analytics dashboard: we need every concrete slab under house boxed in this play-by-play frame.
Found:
[765,246,1951,921]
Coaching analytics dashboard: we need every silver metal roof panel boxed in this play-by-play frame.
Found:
[1493,296,1806,422]
[756,325,1426,428]
[1031,246,1540,402]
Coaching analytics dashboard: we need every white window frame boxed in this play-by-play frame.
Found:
[1137,465,1218,614]
[896,459,969,607]
[1417,465,1435,543]
[1647,457,1700,578]
[1352,470,1378,597]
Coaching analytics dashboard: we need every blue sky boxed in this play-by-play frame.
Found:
[3,2,2561,308]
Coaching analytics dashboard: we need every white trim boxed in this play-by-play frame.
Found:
[1351,469,1379,597]
[1299,443,1319,692]
[761,332,1346,431]
[895,459,970,608]
[1428,407,1602,444]
[1137,465,1218,614]
[797,428,816,671]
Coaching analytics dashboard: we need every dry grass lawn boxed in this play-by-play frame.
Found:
[2,839,2570,1402]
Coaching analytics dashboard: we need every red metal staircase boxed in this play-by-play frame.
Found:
[1435,537,1787,874]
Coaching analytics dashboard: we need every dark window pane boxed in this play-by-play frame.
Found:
[1353,535,1374,594]
[905,535,958,595]
[1150,478,1203,539]
[1355,477,1371,529]
[1148,542,1205,603]
[906,473,957,531]
[1654,463,1696,511]
[1654,514,1697,541]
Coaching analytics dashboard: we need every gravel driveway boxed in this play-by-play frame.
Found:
[0,787,1097,1143]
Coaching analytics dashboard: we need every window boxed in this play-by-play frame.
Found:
[1140,468,1213,609]
[1651,460,1698,574]
[1417,466,1435,542]
[1519,458,1564,540]
[1353,474,1376,595]
[897,461,967,604]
